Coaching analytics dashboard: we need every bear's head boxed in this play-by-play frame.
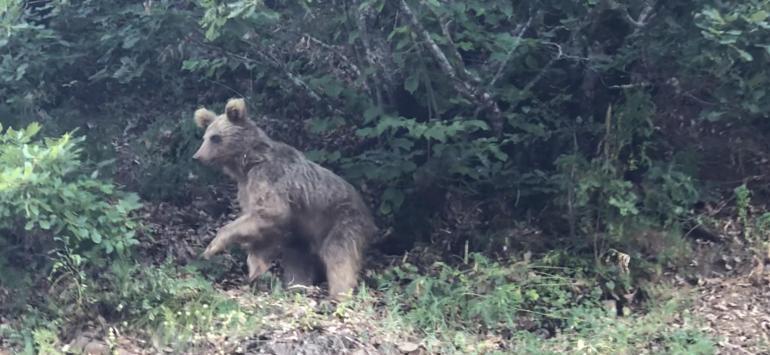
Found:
[192,98,271,169]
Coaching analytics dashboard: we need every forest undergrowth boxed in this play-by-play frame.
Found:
[1,122,767,354]
[3,0,770,354]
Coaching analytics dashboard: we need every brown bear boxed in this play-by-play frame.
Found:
[192,98,376,299]
[245,236,325,287]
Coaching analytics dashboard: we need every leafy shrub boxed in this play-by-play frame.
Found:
[371,253,714,353]
[93,259,271,352]
[512,297,715,354]
[129,114,221,203]
[374,253,589,334]
[3,0,768,281]
[98,260,217,324]
[690,2,770,123]
[0,122,141,291]
[4,0,765,245]
[187,1,720,250]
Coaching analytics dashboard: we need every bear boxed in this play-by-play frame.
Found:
[192,98,376,299]
[245,236,325,287]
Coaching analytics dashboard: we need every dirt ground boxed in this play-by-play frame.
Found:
[696,275,770,354]
[689,240,770,355]
[54,200,770,355]
[4,186,770,355]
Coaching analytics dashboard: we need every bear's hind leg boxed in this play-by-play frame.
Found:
[281,245,325,287]
[319,223,365,300]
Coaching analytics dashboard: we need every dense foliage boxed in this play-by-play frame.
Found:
[4,0,769,253]
[0,123,141,313]
[2,0,769,352]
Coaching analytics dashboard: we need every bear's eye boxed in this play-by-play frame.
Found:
[209,135,222,144]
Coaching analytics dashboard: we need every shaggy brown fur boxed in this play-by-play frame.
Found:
[243,236,325,287]
[192,98,376,299]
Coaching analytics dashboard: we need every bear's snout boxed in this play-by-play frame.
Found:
[192,147,206,161]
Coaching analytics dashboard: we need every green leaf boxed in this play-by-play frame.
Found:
[700,8,725,24]
[750,10,768,23]
[456,41,474,51]
[15,63,28,81]
[734,48,753,62]
[39,219,51,230]
[425,0,441,9]
[374,115,408,135]
[424,125,448,142]
[363,106,381,123]
[91,231,102,244]
[404,74,419,94]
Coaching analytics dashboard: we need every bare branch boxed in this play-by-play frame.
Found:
[607,82,652,90]
[194,38,343,115]
[438,19,478,85]
[539,41,591,62]
[625,0,656,30]
[400,0,460,84]
[490,16,533,87]
[399,0,504,136]
[517,41,576,94]
[355,1,384,104]
[301,34,361,78]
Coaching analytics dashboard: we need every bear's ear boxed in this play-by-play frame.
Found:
[194,108,216,128]
[225,98,248,124]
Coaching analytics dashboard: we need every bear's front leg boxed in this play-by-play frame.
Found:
[202,212,287,259]
[202,187,290,259]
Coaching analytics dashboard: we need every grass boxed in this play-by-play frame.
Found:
[0,252,716,354]
[361,253,715,354]
[513,293,714,354]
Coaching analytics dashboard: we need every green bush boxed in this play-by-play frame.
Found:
[370,253,715,353]
[5,0,767,245]
[98,260,216,324]
[2,0,768,274]
[129,114,220,203]
[374,253,588,334]
[0,122,141,291]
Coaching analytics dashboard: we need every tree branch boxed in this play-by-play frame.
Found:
[194,38,342,115]
[355,1,384,105]
[438,19,478,85]
[623,0,657,38]
[490,16,533,87]
[625,0,656,28]
[400,0,459,83]
[399,0,504,136]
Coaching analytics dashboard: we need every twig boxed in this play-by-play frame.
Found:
[539,41,590,62]
[194,38,326,103]
[607,82,652,90]
[438,19,477,84]
[625,0,656,28]
[522,56,557,94]
[204,79,248,99]
[302,34,361,78]
[522,40,594,94]
[624,0,657,38]
[343,335,372,355]
[490,16,533,87]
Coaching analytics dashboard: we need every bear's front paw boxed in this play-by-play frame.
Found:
[201,242,221,260]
